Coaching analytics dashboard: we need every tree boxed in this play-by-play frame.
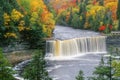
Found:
[76,70,84,80]
[78,1,86,29]
[71,13,80,28]
[117,0,120,30]
[68,7,73,26]
[23,50,52,80]
[0,0,20,47]
[112,60,120,79]
[0,0,19,14]
[0,48,15,80]
[88,47,120,80]
[88,57,111,80]
[99,0,104,6]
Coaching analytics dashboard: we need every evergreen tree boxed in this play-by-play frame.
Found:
[68,7,73,26]
[117,0,120,30]
[88,56,112,80]
[71,13,80,28]
[0,48,15,80]
[76,70,84,80]
[0,0,19,14]
[99,0,104,6]
[79,1,86,15]
[78,1,86,29]
[23,50,52,80]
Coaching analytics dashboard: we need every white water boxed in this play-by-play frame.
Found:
[46,26,106,59]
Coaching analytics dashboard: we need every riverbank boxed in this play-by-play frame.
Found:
[5,50,33,66]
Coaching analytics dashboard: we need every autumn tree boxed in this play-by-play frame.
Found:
[18,0,55,37]
[0,0,20,46]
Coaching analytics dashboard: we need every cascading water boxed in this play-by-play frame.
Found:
[46,26,106,58]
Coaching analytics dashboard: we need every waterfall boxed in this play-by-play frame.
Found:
[45,26,107,58]
[46,36,106,57]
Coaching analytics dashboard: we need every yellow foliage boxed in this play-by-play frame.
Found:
[18,26,25,31]
[72,8,79,13]
[11,9,24,22]
[3,9,27,33]
[30,0,46,12]
[105,2,117,8]
[87,5,105,17]
[19,20,25,26]
[4,32,17,38]
[18,20,26,31]
[30,12,39,25]
[3,13,10,26]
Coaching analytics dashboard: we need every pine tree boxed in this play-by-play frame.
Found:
[78,1,86,29]
[117,0,120,30]
[68,7,73,26]
[88,57,111,80]
[23,50,52,80]
[99,0,104,6]
[76,70,84,80]
[0,48,15,80]
[0,0,19,14]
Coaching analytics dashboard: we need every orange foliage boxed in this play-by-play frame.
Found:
[105,2,117,20]
[50,0,78,14]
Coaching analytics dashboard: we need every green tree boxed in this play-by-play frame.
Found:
[88,47,120,80]
[78,1,86,29]
[88,57,111,80]
[23,50,52,80]
[68,7,73,26]
[99,0,104,6]
[71,13,80,28]
[112,60,120,79]
[0,48,15,80]
[76,70,84,80]
[21,26,46,49]
[117,0,120,30]
[0,0,19,14]
[79,1,86,15]
[56,11,67,26]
